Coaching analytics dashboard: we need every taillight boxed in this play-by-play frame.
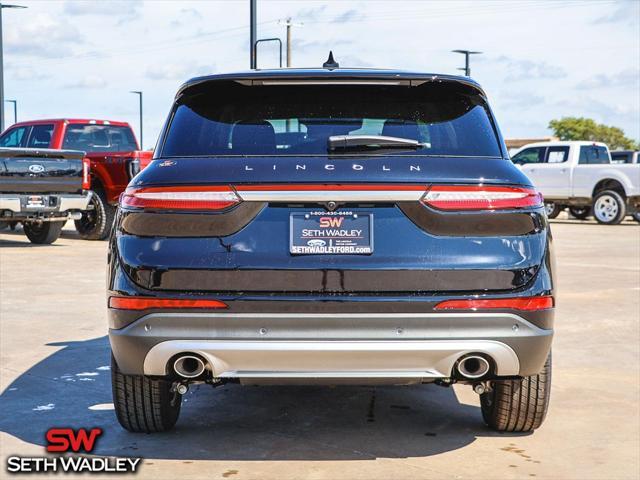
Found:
[120,186,240,211]
[82,158,91,190]
[434,296,554,311]
[421,186,542,211]
[109,296,228,310]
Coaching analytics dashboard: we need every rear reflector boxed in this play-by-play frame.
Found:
[120,186,240,211]
[82,158,91,190]
[434,296,554,311]
[109,296,228,310]
[422,186,542,210]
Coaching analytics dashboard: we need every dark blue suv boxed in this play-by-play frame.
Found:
[108,68,554,433]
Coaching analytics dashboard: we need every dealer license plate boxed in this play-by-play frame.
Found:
[290,211,373,255]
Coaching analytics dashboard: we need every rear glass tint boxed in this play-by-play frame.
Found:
[611,152,632,164]
[578,145,609,164]
[162,81,501,157]
[63,124,137,152]
[26,124,54,148]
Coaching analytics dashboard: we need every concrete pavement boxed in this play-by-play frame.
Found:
[1,217,639,479]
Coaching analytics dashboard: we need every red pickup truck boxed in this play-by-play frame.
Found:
[0,119,151,239]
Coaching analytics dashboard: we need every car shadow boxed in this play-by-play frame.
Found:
[0,336,527,461]
[0,223,86,246]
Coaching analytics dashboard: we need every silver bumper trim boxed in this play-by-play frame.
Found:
[0,192,92,213]
[143,339,520,378]
[0,196,20,211]
[58,193,92,212]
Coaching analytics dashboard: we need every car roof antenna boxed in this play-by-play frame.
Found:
[323,51,339,70]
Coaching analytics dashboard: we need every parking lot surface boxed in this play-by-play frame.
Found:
[1,217,639,480]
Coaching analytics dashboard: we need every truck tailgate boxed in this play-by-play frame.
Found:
[0,148,85,194]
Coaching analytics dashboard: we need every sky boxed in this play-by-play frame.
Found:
[4,0,639,149]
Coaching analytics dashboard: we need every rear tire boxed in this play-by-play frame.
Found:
[632,212,640,223]
[592,190,626,225]
[111,354,182,433]
[480,353,551,432]
[74,188,116,240]
[23,221,65,244]
[568,206,591,220]
[544,202,562,219]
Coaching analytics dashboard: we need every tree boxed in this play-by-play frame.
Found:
[548,117,639,150]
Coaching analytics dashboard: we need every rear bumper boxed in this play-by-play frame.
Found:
[0,192,92,217]
[109,311,553,381]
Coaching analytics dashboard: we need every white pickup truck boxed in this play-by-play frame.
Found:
[511,141,640,225]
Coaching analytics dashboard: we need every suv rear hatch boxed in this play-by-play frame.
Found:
[116,76,546,295]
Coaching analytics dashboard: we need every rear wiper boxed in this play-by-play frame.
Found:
[328,135,421,151]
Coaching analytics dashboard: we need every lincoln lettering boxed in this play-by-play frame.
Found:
[243,163,422,172]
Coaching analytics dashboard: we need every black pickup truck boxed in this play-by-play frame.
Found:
[0,147,92,244]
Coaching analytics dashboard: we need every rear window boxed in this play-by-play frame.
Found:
[578,145,610,165]
[161,81,502,157]
[62,124,137,152]
[26,124,54,148]
[611,152,632,164]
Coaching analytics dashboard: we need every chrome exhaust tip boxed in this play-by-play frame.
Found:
[173,355,206,379]
[456,355,491,379]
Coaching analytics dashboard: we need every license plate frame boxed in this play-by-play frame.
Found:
[25,195,47,209]
[290,211,374,255]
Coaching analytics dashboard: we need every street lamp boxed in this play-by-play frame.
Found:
[0,3,27,132]
[5,98,15,123]
[130,91,143,149]
[452,49,482,77]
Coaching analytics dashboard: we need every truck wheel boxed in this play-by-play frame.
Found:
[544,202,561,219]
[23,221,65,244]
[74,188,116,240]
[111,354,182,433]
[592,190,626,225]
[568,206,591,220]
[480,353,551,432]
[632,213,640,223]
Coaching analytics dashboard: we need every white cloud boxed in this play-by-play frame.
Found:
[593,1,640,26]
[577,69,640,90]
[145,62,214,81]
[332,9,365,24]
[6,64,51,82]
[4,14,83,58]
[63,0,142,23]
[64,75,108,89]
[490,56,567,81]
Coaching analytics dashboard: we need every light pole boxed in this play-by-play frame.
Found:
[452,49,482,77]
[0,3,27,132]
[130,91,143,150]
[249,0,256,69]
[5,98,15,123]
[278,17,302,67]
